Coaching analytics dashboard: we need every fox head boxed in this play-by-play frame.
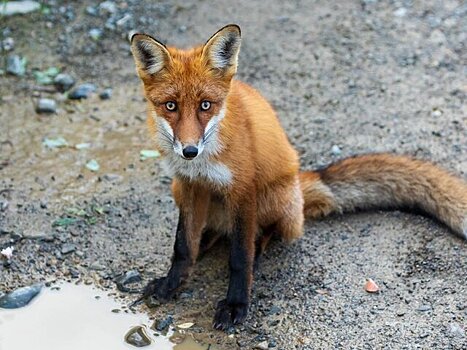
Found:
[130,25,241,160]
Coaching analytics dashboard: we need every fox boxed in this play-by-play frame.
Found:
[130,24,467,330]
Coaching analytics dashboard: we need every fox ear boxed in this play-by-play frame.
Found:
[130,34,171,78]
[203,24,241,74]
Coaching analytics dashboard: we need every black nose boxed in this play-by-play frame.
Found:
[182,146,198,159]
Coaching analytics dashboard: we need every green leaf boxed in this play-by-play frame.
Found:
[33,67,60,85]
[140,149,160,161]
[52,217,78,227]
[86,159,100,172]
[43,137,68,148]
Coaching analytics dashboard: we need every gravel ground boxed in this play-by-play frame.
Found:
[1,1,466,349]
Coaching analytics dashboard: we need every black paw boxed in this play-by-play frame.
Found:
[142,277,176,303]
[212,299,248,331]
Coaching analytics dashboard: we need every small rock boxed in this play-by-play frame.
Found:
[36,98,57,114]
[448,322,465,338]
[267,305,281,315]
[417,304,432,312]
[331,145,342,156]
[89,28,103,41]
[2,37,15,51]
[396,310,406,317]
[54,73,75,92]
[431,109,442,118]
[124,326,152,347]
[255,340,269,350]
[102,173,123,182]
[6,55,26,76]
[90,261,106,271]
[68,83,96,100]
[0,284,42,309]
[85,6,97,16]
[0,200,8,212]
[99,88,112,100]
[115,270,141,292]
[61,243,76,255]
[153,315,173,332]
[0,1,40,16]
[394,7,407,17]
[99,1,117,14]
[22,230,53,241]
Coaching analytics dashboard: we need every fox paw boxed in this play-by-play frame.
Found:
[142,277,176,303]
[212,299,248,331]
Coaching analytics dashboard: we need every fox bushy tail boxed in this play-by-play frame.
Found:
[299,154,467,239]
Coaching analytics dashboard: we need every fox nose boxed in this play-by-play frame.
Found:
[182,145,198,159]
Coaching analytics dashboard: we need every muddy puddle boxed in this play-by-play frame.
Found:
[0,283,212,350]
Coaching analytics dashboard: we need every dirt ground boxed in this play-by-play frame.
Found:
[1,0,466,349]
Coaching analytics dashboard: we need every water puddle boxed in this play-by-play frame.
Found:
[0,283,211,350]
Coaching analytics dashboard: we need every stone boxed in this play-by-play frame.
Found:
[68,83,96,100]
[255,340,269,349]
[36,98,57,114]
[54,73,75,92]
[0,1,40,16]
[6,55,26,76]
[0,284,42,309]
[115,270,142,292]
[124,326,151,347]
[2,37,15,51]
[99,88,112,100]
[61,243,76,255]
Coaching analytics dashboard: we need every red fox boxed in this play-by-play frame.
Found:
[130,24,467,330]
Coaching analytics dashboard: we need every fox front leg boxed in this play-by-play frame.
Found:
[213,202,256,330]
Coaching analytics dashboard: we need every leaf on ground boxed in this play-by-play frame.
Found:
[86,159,100,172]
[34,67,60,85]
[140,149,160,161]
[52,217,78,227]
[177,322,194,329]
[43,137,68,148]
[364,278,380,293]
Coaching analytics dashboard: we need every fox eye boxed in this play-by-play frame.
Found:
[165,101,177,111]
[200,101,211,111]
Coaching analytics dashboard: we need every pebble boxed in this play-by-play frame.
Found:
[22,230,54,241]
[0,284,42,309]
[394,7,407,17]
[99,1,117,14]
[0,200,8,212]
[331,145,342,156]
[0,0,40,16]
[417,304,432,312]
[68,83,96,99]
[448,322,465,338]
[61,243,76,255]
[54,73,75,92]
[99,88,112,100]
[255,340,269,349]
[2,37,15,51]
[89,28,103,41]
[102,173,123,182]
[431,109,442,118]
[124,326,152,347]
[36,98,57,114]
[115,270,142,292]
[153,315,173,332]
[6,55,26,76]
